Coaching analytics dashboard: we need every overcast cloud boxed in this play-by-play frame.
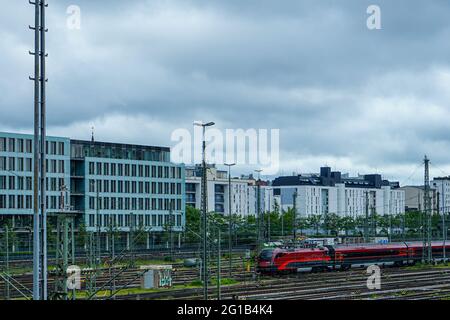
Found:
[1,0,450,184]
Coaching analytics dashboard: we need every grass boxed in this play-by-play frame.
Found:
[405,262,450,270]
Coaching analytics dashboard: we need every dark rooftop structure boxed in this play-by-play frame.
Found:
[272,167,399,189]
[70,139,171,162]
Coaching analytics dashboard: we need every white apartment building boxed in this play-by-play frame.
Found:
[269,167,405,218]
[185,164,256,216]
[431,177,450,214]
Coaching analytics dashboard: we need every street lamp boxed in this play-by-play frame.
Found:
[194,121,215,300]
[224,163,235,278]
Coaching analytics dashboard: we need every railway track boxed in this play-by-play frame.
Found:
[110,266,450,300]
[5,263,450,300]
[0,257,251,299]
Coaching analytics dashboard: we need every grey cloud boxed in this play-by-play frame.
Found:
[1,0,450,183]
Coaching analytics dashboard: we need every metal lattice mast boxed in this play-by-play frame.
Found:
[29,0,41,300]
[129,212,135,268]
[292,190,297,243]
[255,170,262,250]
[39,0,48,300]
[423,155,432,263]
[86,184,99,297]
[85,232,97,297]
[364,191,369,242]
[52,214,75,300]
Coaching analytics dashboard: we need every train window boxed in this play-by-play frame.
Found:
[259,249,274,261]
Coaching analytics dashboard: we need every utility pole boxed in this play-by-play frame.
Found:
[194,121,215,300]
[39,0,48,300]
[169,203,174,262]
[364,191,369,243]
[267,188,271,243]
[5,225,10,300]
[371,205,376,238]
[224,163,235,278]
[423,155,432,263]
[129,212,135,268]
[29,0,48,300]
[96,188,101,267]
[255,170,263,252]
[440,183,446,263]
[292,191,297,244]
[217,228,221,300]
[388,198,392,243]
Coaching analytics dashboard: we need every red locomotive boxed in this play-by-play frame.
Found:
[257,242,450,273]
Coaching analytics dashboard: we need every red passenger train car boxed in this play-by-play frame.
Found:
[257,242,450,273]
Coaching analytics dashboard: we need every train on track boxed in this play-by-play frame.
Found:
[257,241,450,273]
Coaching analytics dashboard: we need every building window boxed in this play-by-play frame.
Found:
[0,195,6,209]
[8,157,15,171]
[89,162,95,175]
[96,162,102,175]
[0,176,5,190]
[18,139,24,153]
[0,138,6,152]
[58,142,64,155]
[8,138,15,152]
[59,160,65,173]
[26,158,32,172]
[0,157,5,170]
[89,197,95,209]
[89,214,95,227]
[8,195,15,209]
[26,139,32,153]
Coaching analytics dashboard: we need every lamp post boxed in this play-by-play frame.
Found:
[224,163,235,278]
[267,187,272,243]
[194,121,215,300]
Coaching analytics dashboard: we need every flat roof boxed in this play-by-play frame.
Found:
[70,139,170,152]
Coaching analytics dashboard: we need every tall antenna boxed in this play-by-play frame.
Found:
[91,126,95,142]
[423,155,432,263]
[29,0,48,300]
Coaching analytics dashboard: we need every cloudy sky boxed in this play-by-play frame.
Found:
[1,0,450,184]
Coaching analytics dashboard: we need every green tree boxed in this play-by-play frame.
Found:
[308,214,323,236]
[324,213,340,236]
[341,216,356,236]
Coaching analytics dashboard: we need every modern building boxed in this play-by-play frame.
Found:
[0,132,186,237]
[0,132,71,229]
[185,164,256,216]
[399,185,438,213]
[430,177,450,214]
[70,139,185,233]
[270,167,405,217]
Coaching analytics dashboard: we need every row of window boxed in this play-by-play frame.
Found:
[87,213,182,228]
[88,179,182,195]
[0,176,66,192]
[0,195,62,210]
[88,197,182,211]
[0,157,65,174]
[88,162,182,179]
[0,137,65,155]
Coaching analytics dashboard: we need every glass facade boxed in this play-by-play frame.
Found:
[0,132,71,215]
[70,140,185,232]
[0,133,186,233]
